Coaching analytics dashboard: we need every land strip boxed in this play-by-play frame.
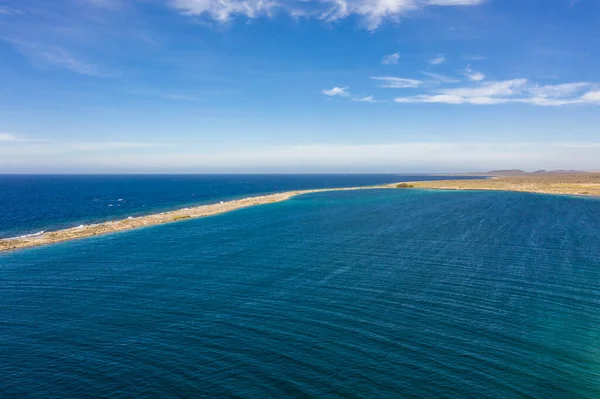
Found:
[0,186,381,252]
[2,174,598,253]
[406,174,600,197]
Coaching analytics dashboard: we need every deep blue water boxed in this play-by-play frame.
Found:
[1,189,599,398]
[0,174,479,238]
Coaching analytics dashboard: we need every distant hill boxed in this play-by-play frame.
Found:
[480,169,591,176]
[484,169,526,176]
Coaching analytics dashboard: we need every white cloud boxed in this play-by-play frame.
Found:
[580,90,600,103]
[352,95,380,103]
[429,54,446,65]
[394,79,600,106]
[462,65,485,81]
[529,82,590,98]
[0,133,46,142]
[0,133,19,141]
[322,86,350,96]
[372,76,422,88]
[382,52,400,65]
[443,79,527,97]
[395,79,527,104]
[169,0,277,21]
[421,71,460,84]
[168,0,486,30]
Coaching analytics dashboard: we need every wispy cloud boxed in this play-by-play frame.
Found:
[421,71,460,84]
[322,86,350,97]
[394,79,600,106]
[0,133,20,142]
[429,54,446,65]
[461,65,485,81]
[323,87,382,103]
[371,76,422,88]
[529,82,590,98]
[6,40,120,78]
[381,52,400,65]
[169,0,487,30]
[0,133,47,142]
[352,95,382,103]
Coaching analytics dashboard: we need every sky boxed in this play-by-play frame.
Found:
[0,0,599,173]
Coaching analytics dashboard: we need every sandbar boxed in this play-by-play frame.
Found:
[0,185,386,252]
[2,174,598,253]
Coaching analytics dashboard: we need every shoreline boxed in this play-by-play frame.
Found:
[0,185,393,253]
[409,174,600,197]
[2,175,599,253]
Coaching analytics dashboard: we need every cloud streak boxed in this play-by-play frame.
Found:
[168,0,486,30]
[421,71,460,84]
[394,80,600,106]
[372,76,422,88]
[6,40,121,78]
[381,52,400,65]
[429,54,446,65]
[461,65,485,82]
[322,86,351,97]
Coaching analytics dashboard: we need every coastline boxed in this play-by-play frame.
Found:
[2,175,598,253]
[408,174,600,197]
[0,185,389,253]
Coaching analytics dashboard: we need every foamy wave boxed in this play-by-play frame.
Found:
[15,231,45,239]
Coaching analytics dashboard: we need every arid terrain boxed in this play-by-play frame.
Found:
[408,173,600,196]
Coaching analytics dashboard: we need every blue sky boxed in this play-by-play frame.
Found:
[0,0,599,173]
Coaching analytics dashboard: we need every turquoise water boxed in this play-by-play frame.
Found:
[1,189,600,398]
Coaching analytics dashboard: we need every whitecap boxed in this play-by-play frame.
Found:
[16,231,45,239]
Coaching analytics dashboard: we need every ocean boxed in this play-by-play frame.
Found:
[0,174,476,239]
[1,188,599,398]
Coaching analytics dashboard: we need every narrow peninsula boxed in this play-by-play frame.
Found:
[2,173,598,253]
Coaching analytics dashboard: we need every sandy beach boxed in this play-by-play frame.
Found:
[2,174,598,253]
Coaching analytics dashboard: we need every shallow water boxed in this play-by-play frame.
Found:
[1,189,599,398]
[0,174,478,238]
